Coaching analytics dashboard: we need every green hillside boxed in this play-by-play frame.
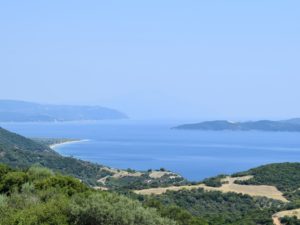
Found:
[0,164,178,225]
[135,163,300,224]
[0,127,54,153]
[0,127,185,188]
[2,126,300,224]
[233,163,300,201]
[0,127,110,185]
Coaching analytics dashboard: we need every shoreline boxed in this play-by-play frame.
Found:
[50,139,89,150]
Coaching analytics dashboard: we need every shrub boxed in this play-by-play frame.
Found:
[27,165,54,181]
[0,171,28,193]
[68,192,177,225]
[35,175,88,196]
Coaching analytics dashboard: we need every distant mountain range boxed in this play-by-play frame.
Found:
[0,100,128,122]
[174,119,300,132]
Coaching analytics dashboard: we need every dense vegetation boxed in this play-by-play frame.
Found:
[2,162,300,225]
[0,127,54,153]
[202,174,227,187]
[233,163,300,197]
[143,188,284,225]
[281,216,300,225]
[0,128,109,186]
[0,164,177,225]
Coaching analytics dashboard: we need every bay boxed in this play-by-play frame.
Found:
[2,120,300,181]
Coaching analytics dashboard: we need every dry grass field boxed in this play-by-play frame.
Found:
[272,208,300,225]
[134,175,288,202]
[98,167,142,184]
[149,171,172,178]
[274,208,300,218]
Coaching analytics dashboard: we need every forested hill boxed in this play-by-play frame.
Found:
[174,119,300,132]
[0,100,128,122]
[0,127,54,153]
[0,126,108,185]
[232,162,300,199]
[0,127,185,189]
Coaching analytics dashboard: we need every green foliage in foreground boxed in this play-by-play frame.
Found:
[0,164,176,225]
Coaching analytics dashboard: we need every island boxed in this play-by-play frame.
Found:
[174,119,300,132]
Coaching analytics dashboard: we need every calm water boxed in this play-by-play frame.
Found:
[2,120,300,181]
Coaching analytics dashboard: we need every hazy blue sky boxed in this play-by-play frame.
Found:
[1,1,299,120]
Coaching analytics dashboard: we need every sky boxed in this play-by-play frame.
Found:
[1,0,300,120]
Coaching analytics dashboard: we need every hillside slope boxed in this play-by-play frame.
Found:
[0,164,178,225]
[0,126,109,185]
[0,127,55,153]
[0,127,185,188]
[135,163,300,224]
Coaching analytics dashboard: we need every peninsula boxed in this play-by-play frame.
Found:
[0,100,128,122]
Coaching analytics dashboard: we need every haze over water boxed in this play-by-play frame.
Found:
[2,120,300,181]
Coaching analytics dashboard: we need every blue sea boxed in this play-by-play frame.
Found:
[2,120,300,181]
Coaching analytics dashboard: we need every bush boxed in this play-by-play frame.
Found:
[35,175,88,196]
[280,216,300,225]
[0,164,12,179]
[1,195,69,225]
[68,192,177,225]
[27,165,54,181]
[203,175,227,187]
[0,171,28,193]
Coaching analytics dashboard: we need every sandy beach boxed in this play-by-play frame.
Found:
[50,139,89,150]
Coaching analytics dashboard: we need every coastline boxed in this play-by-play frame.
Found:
[50,139,89,150]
